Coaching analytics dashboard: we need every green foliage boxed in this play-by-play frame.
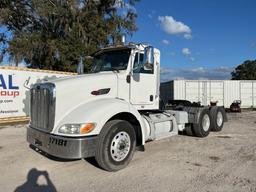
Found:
[0,0,139,72]
[231,60,256,80]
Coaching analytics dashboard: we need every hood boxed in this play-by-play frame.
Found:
[50,72,118,125]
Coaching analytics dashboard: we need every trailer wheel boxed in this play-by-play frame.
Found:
[95,120,136,172]
[211,107,225,132]
[192,109,211,137]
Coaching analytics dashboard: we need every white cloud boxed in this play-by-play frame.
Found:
[113,0,136,14]
[162,39,170,45]
[184,33,192,40]
[148,10,156,19]
[182,48,191,56]
[173,76,186,80]
[182,48,195,61]
[160,67,173,75]
[160,66,233,82]
[167,52,175,56]
[190,57,195,62]
[189,67,205,73]
[158,16,191,35]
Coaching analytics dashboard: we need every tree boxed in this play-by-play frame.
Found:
[231,60,256,80]
[0,0,139,72]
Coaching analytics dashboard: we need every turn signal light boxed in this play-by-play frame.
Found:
[80,123,95,134]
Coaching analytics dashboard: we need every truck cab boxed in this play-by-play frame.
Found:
[27,43,227,171]
[87,44,160,110]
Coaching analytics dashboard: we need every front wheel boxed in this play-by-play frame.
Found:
[95,120,136,171]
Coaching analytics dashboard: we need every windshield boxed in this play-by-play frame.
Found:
[91,49,131,73]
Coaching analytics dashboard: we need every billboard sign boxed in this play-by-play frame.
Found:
[0,67,75,119]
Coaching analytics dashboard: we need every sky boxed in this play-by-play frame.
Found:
[1,0,256,81]
[127,0,256,81]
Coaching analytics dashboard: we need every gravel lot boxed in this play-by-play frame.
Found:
[0,112,256,192]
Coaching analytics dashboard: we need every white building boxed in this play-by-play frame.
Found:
[160,80,256,108]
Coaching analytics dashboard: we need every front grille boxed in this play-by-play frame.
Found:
[30,83,56,132]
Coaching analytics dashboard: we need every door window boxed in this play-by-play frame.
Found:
[133,53,154,74]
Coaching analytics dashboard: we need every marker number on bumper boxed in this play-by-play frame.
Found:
[49,137,67,147]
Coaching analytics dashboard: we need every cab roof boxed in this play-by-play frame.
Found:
[92,43,149,56]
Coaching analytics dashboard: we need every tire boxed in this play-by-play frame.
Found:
[95,120,136,172]
[211,107,225,132]
[192,109,211,137]
[185,124,194,136]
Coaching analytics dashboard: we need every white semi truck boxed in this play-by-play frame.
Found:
[27,42,227,171]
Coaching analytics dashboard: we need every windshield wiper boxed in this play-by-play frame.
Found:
[111,68,120,73]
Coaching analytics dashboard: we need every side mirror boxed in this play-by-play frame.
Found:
[143,46,154,70]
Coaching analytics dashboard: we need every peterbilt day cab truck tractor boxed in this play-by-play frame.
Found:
[27,42,227,171]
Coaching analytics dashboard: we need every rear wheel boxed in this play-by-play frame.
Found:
[211,107,225,132]
[193,109,211,137]
[95,120,136,171]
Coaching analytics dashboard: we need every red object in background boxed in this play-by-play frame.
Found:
[230,100,241,113]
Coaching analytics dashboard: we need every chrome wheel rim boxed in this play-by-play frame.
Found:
[110,131,131,162]
[217,111,223,127]
[202,114,210,131]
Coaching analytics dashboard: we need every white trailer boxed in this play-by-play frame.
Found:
[27,43,227,171]
[160,80,256,108]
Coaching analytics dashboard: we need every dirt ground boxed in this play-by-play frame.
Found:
[0,112,256,192]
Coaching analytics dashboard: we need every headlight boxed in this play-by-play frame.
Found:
[58,123,96,134]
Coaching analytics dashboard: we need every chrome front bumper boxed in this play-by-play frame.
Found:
[27,126,97,159]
